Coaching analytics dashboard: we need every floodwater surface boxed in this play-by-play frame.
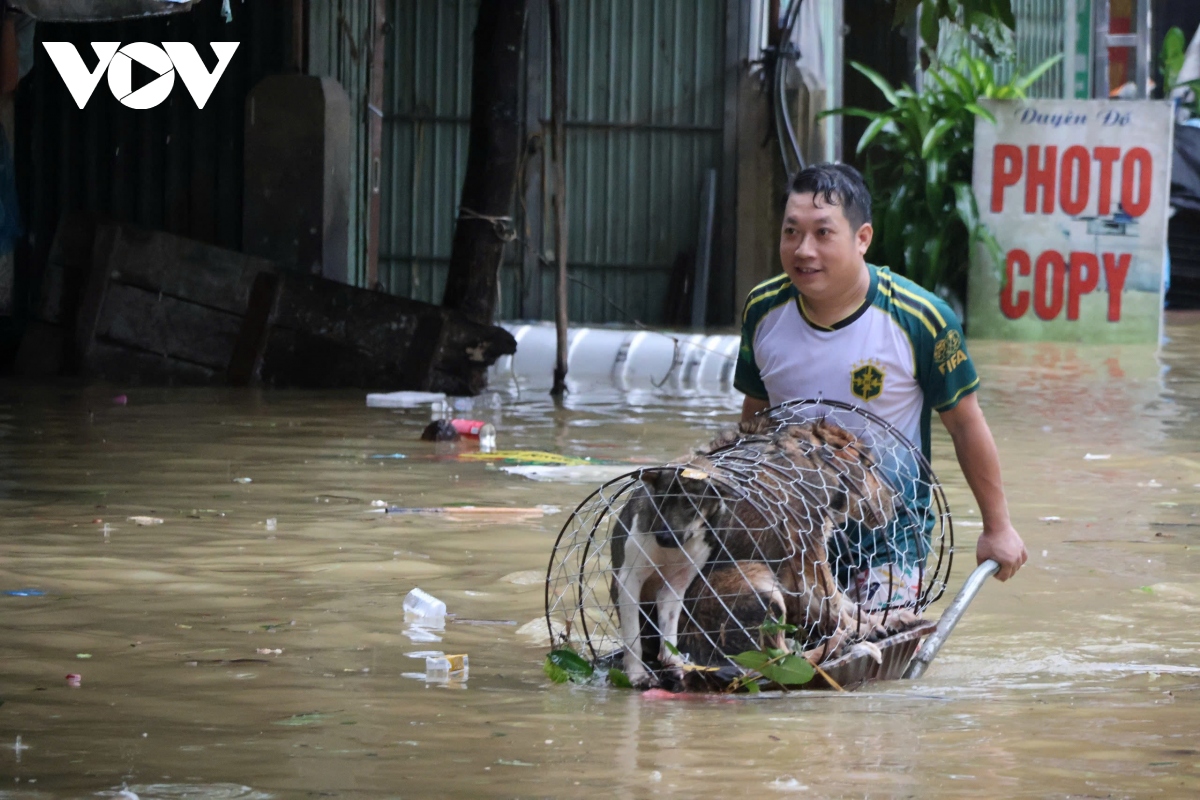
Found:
[2,315,1200,799]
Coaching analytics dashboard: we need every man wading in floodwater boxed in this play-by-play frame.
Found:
[735,163,1027,606]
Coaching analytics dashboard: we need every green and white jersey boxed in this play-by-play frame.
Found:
[734,264,978,462]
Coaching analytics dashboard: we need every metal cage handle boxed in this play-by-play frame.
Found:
[903,559,999,680]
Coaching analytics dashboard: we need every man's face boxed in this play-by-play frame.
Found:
[779,192,873,300]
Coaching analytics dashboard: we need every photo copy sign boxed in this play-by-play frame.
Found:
[967,100,1174,343]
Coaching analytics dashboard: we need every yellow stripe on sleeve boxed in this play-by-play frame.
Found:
[934,377,981,411]
[892,299,938,337]
[892,283,947,328]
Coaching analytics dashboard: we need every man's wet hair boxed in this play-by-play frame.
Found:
[786,163,872,230]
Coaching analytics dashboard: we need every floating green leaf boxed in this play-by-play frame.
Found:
[274,712,333,726]
[607,668,633,689]
[730,649,814,688]
[544,649,594,683]
[757,654,816,687]
[744,680,762,695]
[543,660,569,684]
[730,650,771,672]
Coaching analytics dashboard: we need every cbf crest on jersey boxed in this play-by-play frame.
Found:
[850,360,885,402]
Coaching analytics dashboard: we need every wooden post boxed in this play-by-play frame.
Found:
[442,0,529,325]
[548,0,568,398]
[365,0,386,288]
[520,0,547,319]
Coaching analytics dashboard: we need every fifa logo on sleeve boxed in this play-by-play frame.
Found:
[934,330,967,375]
[42,42,240,110]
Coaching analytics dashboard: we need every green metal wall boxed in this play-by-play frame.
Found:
[380,0,728,325]
[381,0,475,309]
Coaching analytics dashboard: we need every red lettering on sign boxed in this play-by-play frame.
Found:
[1059,146,1091,216]
[1000,249,1031,319]
[1025,145,1058,214]
[999,249,1134,323]
[1121,147,1153,217]
[1093,147,1121,215]
[1066,251,1100,320]
[1102,252,1131,321]
[1033,250,1066,320]
[992,144,1023,213]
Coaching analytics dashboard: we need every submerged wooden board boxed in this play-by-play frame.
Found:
[17,217,516,391]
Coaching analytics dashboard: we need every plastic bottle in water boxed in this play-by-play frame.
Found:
[403,588,446,625]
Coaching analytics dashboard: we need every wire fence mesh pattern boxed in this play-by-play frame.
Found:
[545,399,954,690]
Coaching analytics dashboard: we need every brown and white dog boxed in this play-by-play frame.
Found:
[610,417,919,687]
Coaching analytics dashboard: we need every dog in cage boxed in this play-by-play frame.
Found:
[609,416,921,688]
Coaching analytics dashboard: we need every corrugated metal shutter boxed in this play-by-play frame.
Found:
[379,0,476,306]
[970,0,1068,98]
[541,0,727,325]
[380,0,727,325]
[308,0,378,288]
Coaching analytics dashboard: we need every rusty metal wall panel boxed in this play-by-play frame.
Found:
[381,0,727,325]
[15,0,290,300]
[308,0,376,287]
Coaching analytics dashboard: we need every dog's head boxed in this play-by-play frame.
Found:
[637,466,729,550]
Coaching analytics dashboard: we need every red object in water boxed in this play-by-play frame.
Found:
[66,673,82,686]
[112,395,128,405]
[450,419,493,439]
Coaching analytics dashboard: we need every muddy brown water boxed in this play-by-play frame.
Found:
[2,316,1200,799]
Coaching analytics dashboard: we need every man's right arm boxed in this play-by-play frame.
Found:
[741,395,770,422]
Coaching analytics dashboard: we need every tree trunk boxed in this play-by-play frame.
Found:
[441,0,527,326]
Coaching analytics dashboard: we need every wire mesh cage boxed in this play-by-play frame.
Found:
[544,399,954,690]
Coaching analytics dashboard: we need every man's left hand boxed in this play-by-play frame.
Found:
[977,524,1027,581]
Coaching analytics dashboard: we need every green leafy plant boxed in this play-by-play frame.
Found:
[823,52,1061,300]
[1161,26,1200,117]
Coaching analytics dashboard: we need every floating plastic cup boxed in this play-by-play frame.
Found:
[403,588,446,626]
